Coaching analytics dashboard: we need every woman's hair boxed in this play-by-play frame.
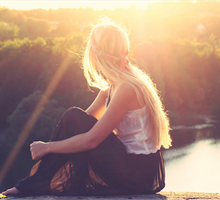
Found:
[83,17,172,149]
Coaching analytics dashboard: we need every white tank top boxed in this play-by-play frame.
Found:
[106,86,161,155]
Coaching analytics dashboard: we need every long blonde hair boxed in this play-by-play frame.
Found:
[83,18,172,149]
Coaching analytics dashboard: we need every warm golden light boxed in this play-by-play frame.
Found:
[0,1,149,10]
[0,0,219,194]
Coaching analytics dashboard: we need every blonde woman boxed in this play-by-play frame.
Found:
[2,18,171,196]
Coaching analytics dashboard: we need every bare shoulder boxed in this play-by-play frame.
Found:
[112,82,142,110]
[115,82,136,99]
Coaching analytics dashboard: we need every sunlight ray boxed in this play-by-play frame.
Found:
[0,55,72,187]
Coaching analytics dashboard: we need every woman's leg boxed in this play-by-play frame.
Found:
[14,107,98,195]
[13,107,164,196]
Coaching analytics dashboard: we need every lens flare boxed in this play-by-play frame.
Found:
[0,55,72,187]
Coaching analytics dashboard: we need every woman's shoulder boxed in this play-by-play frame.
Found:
[114,82,142,111]
[115,82,136,98]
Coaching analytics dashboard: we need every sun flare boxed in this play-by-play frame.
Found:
[0,1,150,10]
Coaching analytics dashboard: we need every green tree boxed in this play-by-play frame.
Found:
[19,17,51,39]
[0,21,19,41]
[6,90,66,144]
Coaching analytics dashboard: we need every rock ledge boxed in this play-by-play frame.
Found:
[4,192,220,200]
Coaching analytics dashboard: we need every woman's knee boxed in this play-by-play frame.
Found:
[65,107,85,116]
[62,107,97,130]
[61,107,85,121]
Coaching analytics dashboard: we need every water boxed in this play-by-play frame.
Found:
[162,117,220,193]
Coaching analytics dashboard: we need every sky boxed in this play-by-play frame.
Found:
[0,1,150,10]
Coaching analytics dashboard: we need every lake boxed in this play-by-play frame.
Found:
[162,115,220,193]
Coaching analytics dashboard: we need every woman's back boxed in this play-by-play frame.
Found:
[115,106,160,155]
[106,85,160,155]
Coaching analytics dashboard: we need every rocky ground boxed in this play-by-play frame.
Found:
[1,192,220,200]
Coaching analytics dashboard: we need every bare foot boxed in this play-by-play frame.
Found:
[2,187,20,195]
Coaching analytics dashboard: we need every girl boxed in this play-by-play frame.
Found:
[2,18,171,196]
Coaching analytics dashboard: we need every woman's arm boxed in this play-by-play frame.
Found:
[30,83,139,160]
[85,89,108,120]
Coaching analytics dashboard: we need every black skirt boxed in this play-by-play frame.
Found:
[15,107,165,196]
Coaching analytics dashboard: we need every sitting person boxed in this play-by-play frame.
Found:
[2,18,171,196]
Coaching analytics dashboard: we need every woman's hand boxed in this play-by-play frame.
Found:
[30,141,50,160]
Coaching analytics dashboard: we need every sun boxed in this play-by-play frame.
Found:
[0,1,149,10]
